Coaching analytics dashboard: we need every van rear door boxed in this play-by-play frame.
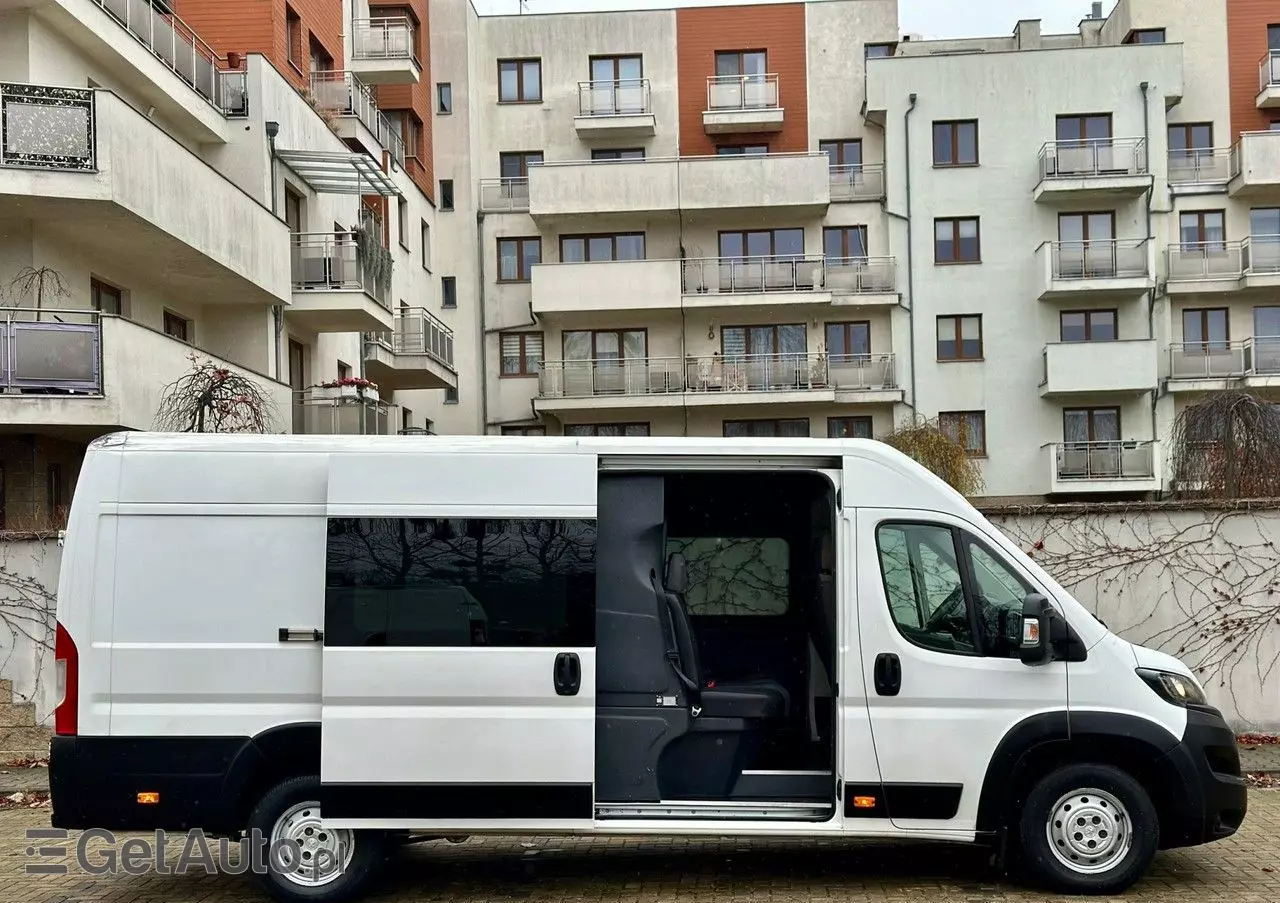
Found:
[319,449,598,829]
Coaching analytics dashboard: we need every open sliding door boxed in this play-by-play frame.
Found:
[319,448,598,830]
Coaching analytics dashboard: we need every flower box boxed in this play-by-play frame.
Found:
[312,384,379,404]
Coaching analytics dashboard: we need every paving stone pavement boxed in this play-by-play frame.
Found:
[1,791,1278,903]
[1239,743,1280,773]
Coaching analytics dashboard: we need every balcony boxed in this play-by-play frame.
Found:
[534,352,900,413]
[1046,441,1161,495]
[289,233,393,332]
[309,71,402,165]
[1039,340,1157,398]
[1228,132,1280,199]
[681,256,897,309]
[1168,150,1231,191]
[531,259,681,315]
[293,389,394,436]
[830,164,885,203]
[1166,338,1280,391]
[1036,239,1154,300]
[363,307,457,391]
[0,308,291,434]
[1034,138,1151,203]
[0,84,289,306]
[703,74,783,134]
[478,177,530,213]
[1164,242,1244,294]
[574,80,656,139]
[348,18,421,85]
[1258,51,1280,109]
[1242,235,1280,290]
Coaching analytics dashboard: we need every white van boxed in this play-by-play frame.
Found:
[49,433,1245,901]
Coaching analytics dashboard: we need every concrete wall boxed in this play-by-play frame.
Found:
[0,539,58,721]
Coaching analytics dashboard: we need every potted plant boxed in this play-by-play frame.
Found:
[313,376,379,404]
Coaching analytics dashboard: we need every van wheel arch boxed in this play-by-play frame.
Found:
[222,722,321,832]
[976,711,1183,851]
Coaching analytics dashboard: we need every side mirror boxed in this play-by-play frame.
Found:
[1019,593,1056,666]
[665,553,689,594]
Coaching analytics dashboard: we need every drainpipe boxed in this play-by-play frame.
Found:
[265,120,283,382]
[477,210,490,433]
[900,94,919,413]
[1140,81,1158,449]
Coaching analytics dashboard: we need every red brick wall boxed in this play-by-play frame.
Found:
[1227,0,1278,139]
[674,3,808,156]
[371,0,434,201]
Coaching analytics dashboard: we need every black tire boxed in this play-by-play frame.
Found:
[246,775,385,903]
[1017,763,1158,896]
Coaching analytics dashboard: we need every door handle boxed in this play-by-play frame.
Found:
[554,652,581,696]
[874,652,901,697]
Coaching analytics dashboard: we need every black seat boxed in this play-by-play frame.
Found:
[660,554,790,720]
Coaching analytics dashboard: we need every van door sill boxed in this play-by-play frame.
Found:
[595,800,833,821]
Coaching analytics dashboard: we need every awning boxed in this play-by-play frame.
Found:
[274,149,401,197]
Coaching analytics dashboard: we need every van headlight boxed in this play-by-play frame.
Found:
[1136,668,1207,707]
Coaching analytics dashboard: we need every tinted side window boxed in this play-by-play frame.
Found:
[875,523,976,655]
[325,518,596,647]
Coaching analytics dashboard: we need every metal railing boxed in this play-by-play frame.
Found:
[309,71,381,139]
[1261,49,1280,94]
[290,232,390,308]
[830,164,885,201]
[216,69,249,117]
[351,17,417,62]
[293,388,393,436]
[1242,234,1280,275]
[377,112,406,167]
[366,307,455,369]
[1168,149,1231,186]
[537,352,895,399]
[1046,239,1150,280]
[0,308,102,394]
[1168,337,1280,380]
[1053,441,1157,481]
[1038,138,1149,180]
[0,84,97,171]
[706,73,780,111]
[679,255,895,295]
[1165,241,1245,281]
[578,78,651,116]
[478,177,530,212]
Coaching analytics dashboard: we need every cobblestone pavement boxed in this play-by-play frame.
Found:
[1,791,1277,903]
[1239,743,1280,772]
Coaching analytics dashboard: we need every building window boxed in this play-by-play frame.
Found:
[1183,308,1229,350]
[420,221,431,270]
[723,419,810,438]
[823,226,868,261]
[564,329,647,361]
[440,179,454,211]
[500,151,543,181]
[591,54,642,83]
[716,144,769,155]
[1179,210,1226,248]
[933,120,979,167]
[1124,28,1166,44]
[1060,310,1117,343]
[937,315,983,360]
[864,43,895,58]
[1059,211,1115,242]
[498,58,542,103]
[286,5,302,69]
[500,332,543,377]
[828,417,873,439]
[560,233,645,262]
[401,407,413,432]
[721,324,805,357]
[819,139,862,169]
[398,199,409,250]
[497,237,541,282]
[825,321,870,363]
[1057,113,1113,143]
[565,423,650,437]
[437,82,452,114]
[337,360,351,380]
[163,310,191,343]
[441,276,457,309]
[502,425,546,436]
[1250,207,1280,239]
[715,50,767,78]
[719,228,804,259]
[592,148,645,160]
[1064,407,1120,445]
[934,217,980,263]
[940,411,987,457]
[445,385,459,404]
[90,278,122,315]
[1169,123,1213,162]
[284,187,303,233]
[309,35,333,74]
[404,115,423,162]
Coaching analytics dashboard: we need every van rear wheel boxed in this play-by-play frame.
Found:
[247,775,384,903]
[1018,763,1158,895]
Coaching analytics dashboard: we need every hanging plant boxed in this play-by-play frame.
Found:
[354,214,394,288]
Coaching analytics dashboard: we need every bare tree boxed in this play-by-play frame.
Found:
[5,266,70,309]
[153,354,276,433]
[1170,391,1280,499]
[883,415,984,497]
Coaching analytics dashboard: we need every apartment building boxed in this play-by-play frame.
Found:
[0,0,458,527]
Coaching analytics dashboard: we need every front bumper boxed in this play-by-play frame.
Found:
[1157,706,1248,848]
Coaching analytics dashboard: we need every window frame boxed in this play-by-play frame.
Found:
[1124,28,1166,44]
[437,82,453,114]
[285,5,303,71]
[721,323,807,358]
[825,320,871,363]
[936,314,983,361]
[499,331,543,378]
[823,225,868,261]
[714,49,767,78]
[441,275,457,309]
[1182,307,1230,350]
[562,328,648,361]
[499,150,543,180]
[864,42,896,59]
[591,148,646,161]
[498,57,543,103]
[1063,406,1121,444]
[589,54,643,82]
[440,179,455,211]
[718,228,805,260]
[1168,122,1214,157]
[1179,209,1226,248]
[932,119,979,167]
[819,139,862,169]
[1056,113,1114,143]
[501,425,547,436]
[564,423,651,437]
[715,144,770,156]
[496,236,541,283]
[397,198,410,251]
[420,219,431,271]
[90,277,122,315]
[1059,309,1118,343]
[1058,210,1116,243]
[722,418,811,438]
[939,410,987,457]
[934,217,981,264]
[828,416,873,439]
[444,385,459,404]
[163,310,191,344]
[559,232,646,263]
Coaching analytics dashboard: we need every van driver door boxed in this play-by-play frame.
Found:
[318,449,598,830]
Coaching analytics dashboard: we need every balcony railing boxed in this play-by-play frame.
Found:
[706,73,780,111]
[1168,149,1231,186]
[1053,441,1157,481]
[1242,234,1280,274]
[537,352,895,399]
[830,164,885,201]
[479,177,529,212]
[351,17,417,62]
[1047,239,1150,280]
[90,0,243,114]
[1165,241,1244,281]
[0,308,102,394]
[366,307,455,369]
[216,69,249,117]
[680,255,895,295]
[291,232,390,308]
[1261,50,1280,94]
[578,79,651,116]
[0,83,97,171]
[309,71,391,150]
[1168,338,1280,380]
[1038,138,1149,180]
[293,389,394,436]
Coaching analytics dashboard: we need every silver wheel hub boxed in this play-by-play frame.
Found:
[269,800,354,887]
[1046,787,1131,875]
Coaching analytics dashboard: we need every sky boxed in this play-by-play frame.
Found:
[471,0,1120,40]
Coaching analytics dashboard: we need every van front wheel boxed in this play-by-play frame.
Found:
[247,775,384,903]
[1018,763,1158,895]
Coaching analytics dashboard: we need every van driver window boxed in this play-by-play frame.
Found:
[324,517,596,647]
[665,537,789,616]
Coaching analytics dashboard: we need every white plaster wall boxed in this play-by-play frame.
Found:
[0,539,59,722]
